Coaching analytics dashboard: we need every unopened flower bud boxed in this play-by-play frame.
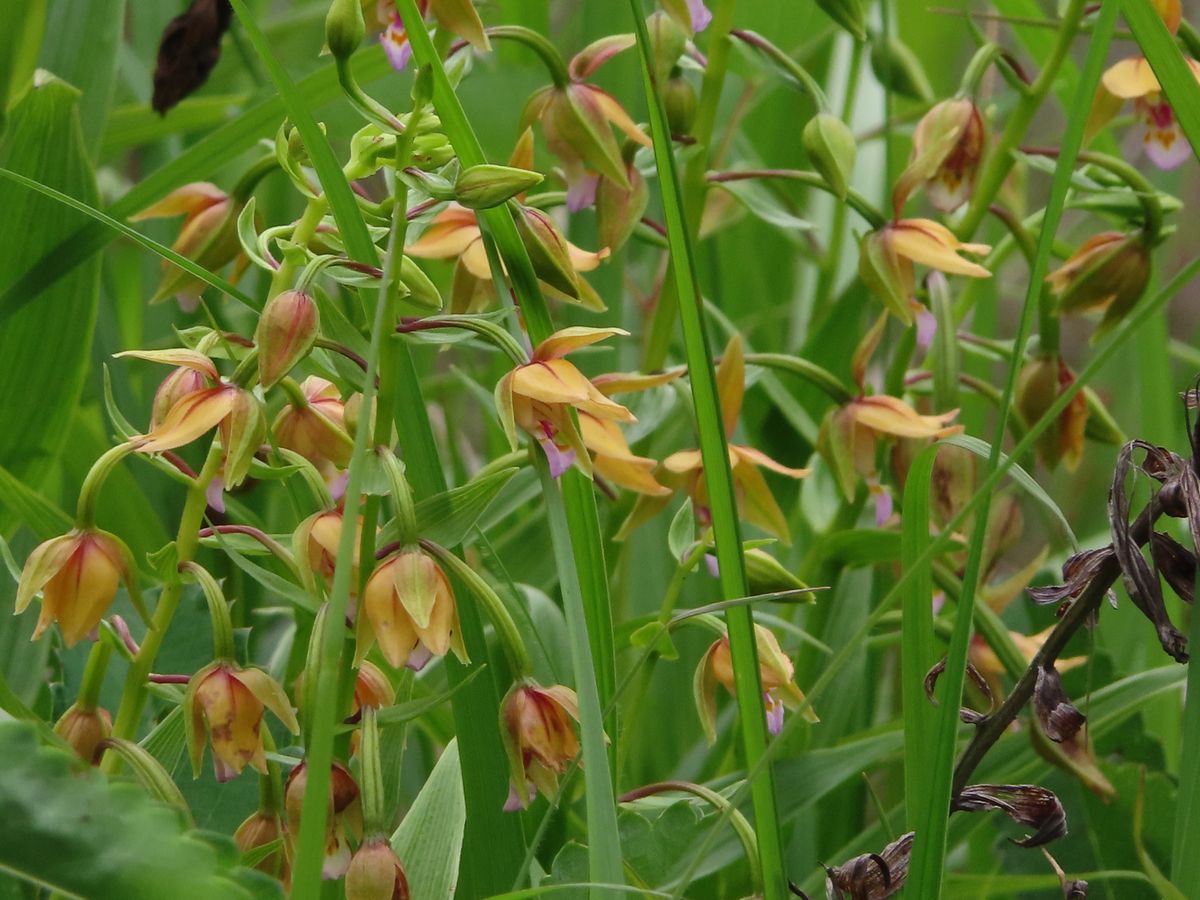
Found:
[454,164,544,210]
[744,548,814,599]
[816,0,867,40]
[1046,231,1151,336]
[275,377,353,471]
[234,811,288,878]
[285,760,361,879]
[663,70,698,135]
[256,290,319,389]
[514,206,580,298]
[647,11,688,77]
[1015,355,1089,470]
[151,366,210,429]
[870,35,934,101]
[54,703,112,764]
[803,112,857,200]
[345,838,411,900]
[325,0,365,60]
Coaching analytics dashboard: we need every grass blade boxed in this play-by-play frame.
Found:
[626,5,787,899]
[905,3,1118,895]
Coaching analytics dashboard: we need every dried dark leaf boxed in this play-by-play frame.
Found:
[1149,531,1195,604]
[924,657,993,724]
[952,784,1067,847]
[1029,547,1118,612]
[823,832,913,899]
[1033,665,1086,743]
[152,0,233,114]
[1109,442,1188,662]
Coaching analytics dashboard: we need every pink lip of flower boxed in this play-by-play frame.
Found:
[1094,55,1200,170]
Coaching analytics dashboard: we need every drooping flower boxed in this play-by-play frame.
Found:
[694,624,819,743]
[274,376,356,474]
[1086,0,1199,168]
[619,336,809,541]
[893,97,985,213]
[183,660,300,782]
[15,528,135,647]
[1014,355,1089,471]
[360,547,468,670]
[859,218,991,323]
[285,760,362,879]
[521,36,651,208]
[374,0,489,72]
[130,182,245,311]
[1045,231,1151,336]
[345,838,411,900]
[494,327,636,478]
[256,289,320,388]
[577,369,680,496]
[406,203,611,312]
[500,682,581,809]
[294,505,368,590]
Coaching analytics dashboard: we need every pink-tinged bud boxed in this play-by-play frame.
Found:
[345,838,411,900]
[353,660,395,712]
[151,366,211,429]
[234,811,288,879]
[285,761,361,879]
[538,84,645,189]
[514,206,580,299]
[256,290,319,389]
[1015,356,1089,471]
[16,528,134,647]
[183,661,299,782]
[499,682,581,808]
[595,163,648,252]
[647,11,688,75]
[1046,231,1151,336]
[54,704,112,764]
[274,377,354,471]
[294,507,364,587]
[895,98,985,213]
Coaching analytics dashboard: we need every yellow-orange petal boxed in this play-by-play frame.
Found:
[1101,57,1160,99]
[533,326,629,361]
[133,386,237,454]
[511,358,594,404]
[589,86,652,147]
[890,219,992,278]
[130,182,226,221]
[851,395,963,439]
[732,444,811,479]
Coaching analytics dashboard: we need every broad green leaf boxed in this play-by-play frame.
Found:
[0,72,99,534]
[0,1,45,133]
[0,721,281,899]
[413,467,519,548]
[391,739,465,900]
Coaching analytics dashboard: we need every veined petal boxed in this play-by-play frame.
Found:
[594,452,671,496]
[732,445,811,479]
[234,667,300,735]
[130,182,225,221]
[113,348,219,381]
[716,335,745,439]
[393,550,440,630]
[511,359,594,404]
[406,210,482,259]
[852,395,963,439]
[568,34,636,82]
[661,448,705,474]
[362,561,419,668]
[15,534,78,615]
[578,413,635,459]
[591,369,682,395]
[1101,57,1160,99]
[575,379,637,422]
[533,325,629,361]
[890,219,992,278]
[134,386,237,454]
[735,462,792,542]
[588,86,652,147]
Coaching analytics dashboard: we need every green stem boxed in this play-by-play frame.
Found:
[268,196,328,299]
[181,561,236,661]
[956,0,1088,239]
[102,442,223,770]
[75,443,135,528]
[707,169,887,228]
[422,540,533,678]
[231,154,280,204]
[485,26,569,86]
[359,706,385,835]
[642,0,737,372]
[76,640,113,711]
[628,6,787,899]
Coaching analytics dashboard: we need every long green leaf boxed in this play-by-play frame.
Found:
[391,739,465,899]
[626,5,787,900]
[0,73,99,535]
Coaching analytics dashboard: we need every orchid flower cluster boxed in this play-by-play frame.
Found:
[6,0,1199,895]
